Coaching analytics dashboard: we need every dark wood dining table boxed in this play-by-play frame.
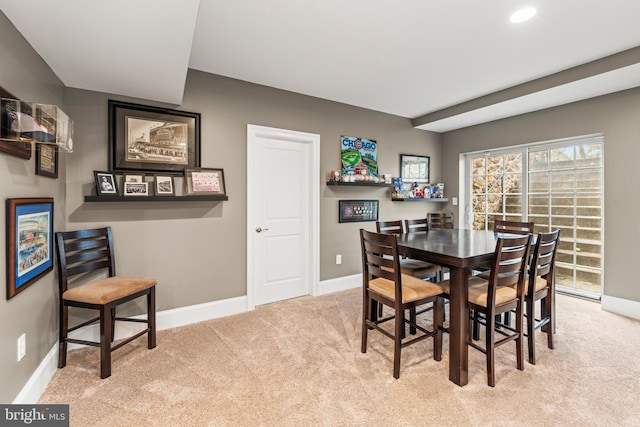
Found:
[395,228,501,387]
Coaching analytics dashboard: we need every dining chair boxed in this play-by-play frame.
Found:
[376,220,441,280]
[523,229,561,364]
[404,217,429,233]
[360,229,444,379]
[437,234,532,386]
[493,219,535,235]
[55,226,157,378]
[427,212,454,229]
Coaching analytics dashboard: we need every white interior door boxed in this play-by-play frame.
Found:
[247,125,319,308]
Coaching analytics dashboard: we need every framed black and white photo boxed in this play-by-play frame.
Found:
[94,171,118,196]
[400,154,430,183]
[35,144,58,178]
[123,181,149,196]
[154,175,175,196]
[108,100,200,175]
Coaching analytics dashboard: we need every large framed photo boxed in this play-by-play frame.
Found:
[400,154,430,183]
[35,144,59,178]
[94,170,119,196]
[184,167,226,196]
[6,198,54,299]
[108,100,200,175]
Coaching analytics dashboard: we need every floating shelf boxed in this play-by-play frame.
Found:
[84,195,228,202]
[391,198,449,202]
[326,181,393,187]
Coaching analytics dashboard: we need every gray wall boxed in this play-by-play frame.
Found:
[1,19,443,401]
[0,13,67,403]
[63,70,444,312]
[442,87,640,303]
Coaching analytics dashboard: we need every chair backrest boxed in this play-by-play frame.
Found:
[376,220,404,235]
[528,229,561,293]
[486,234,532,305]
[360,229,402,301]
[405,218,428,233]
[493,219,534,235]
[55,227,116,293]
[427,212,454,229]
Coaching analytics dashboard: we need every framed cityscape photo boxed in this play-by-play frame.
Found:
[154,175,175,196]
[108,100,200,174]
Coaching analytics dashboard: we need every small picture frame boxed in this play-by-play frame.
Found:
[35,144,59,178]
[154,175,175,196]
[400,154,430,183]
[123,181,149,196]
[123,173,145,184]
[184,167,226,196]
[94,171,118,195]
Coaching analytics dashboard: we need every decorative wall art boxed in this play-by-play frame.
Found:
[154,175,175,196]
[400,154,430,183]
[0,86,32,159]
[94,171,118,196]
[108,100,201,174]
[338,200,379,223]
[340,136,378,178]
[35,144,58,178]
[6,198,54,299]
[184,167,226,196]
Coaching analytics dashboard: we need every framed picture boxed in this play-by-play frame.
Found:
[400,154,430,183]
[0,85,32,160]
[108,100,200,174]
[35,144,59,178]
[6,198,54,299]
[154,175,175,196]
[184,167,226,196]
[123,181,149,196]
[340,135,378,177]
[123,173,145,184]
[94,170,118,196]
[338,200,379,223]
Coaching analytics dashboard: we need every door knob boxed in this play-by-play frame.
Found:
[256,227,269,233]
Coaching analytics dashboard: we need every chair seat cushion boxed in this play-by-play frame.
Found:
[399,258,442,277]
[440,277,517,307]
[63,277,157,305]
[369,274,443,303]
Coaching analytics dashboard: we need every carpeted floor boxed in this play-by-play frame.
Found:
[39,289,640,426]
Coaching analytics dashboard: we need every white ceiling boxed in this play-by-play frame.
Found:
[2,0,640,132]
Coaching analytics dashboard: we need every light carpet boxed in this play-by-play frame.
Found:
[39,289,640,426]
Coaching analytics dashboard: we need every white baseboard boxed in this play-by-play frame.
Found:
[601,295,640,320]
[15,275,361,404]
[317,273,361,295]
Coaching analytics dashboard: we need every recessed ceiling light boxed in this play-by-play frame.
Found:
[510,7,537,23]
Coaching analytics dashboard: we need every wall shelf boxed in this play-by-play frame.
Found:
[84,195,228,202]
[326,181,392,187]
[391,198,449,202]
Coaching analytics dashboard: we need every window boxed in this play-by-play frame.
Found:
[464,135,603,298]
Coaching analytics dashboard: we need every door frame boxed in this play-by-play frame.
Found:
[246,124,320,310]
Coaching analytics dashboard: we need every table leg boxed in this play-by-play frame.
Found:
[448,267,469,386]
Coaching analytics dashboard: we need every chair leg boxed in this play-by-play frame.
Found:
[485,313,496,387]
[393,308,404,379]
[58,303,68,369]
[527,298,536,365]
[433,298,444,361]
[472,310,480,341]
[409,308,417,336]
[110,307,117,342]
[361,294,369,354]
[516,304,524,371]
[100,305,113,379]
[545,294,554,350]
[147,287,157,349]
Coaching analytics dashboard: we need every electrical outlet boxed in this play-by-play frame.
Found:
[452,197,458,206]
[17,333,26,361]
[336,254,342,265]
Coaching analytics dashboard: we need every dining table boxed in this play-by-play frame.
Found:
[395,228,501,387]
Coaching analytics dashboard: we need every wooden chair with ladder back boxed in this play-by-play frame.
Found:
[426,212,454,230]
[360,229,444,378]
[55,226,157,378]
